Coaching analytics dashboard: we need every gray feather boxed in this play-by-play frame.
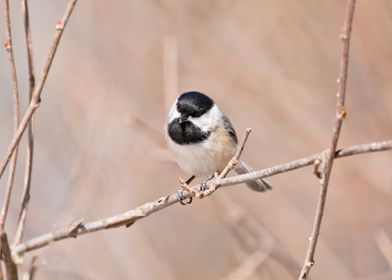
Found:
[235,160,272,192]
[221,115,238,144]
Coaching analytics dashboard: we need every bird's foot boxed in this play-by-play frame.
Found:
[176,189,192,205]
[199,173,218,191]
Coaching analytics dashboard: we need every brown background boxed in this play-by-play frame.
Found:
[1,1,392,279]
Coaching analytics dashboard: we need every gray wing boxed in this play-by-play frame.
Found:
[221,115,238,144]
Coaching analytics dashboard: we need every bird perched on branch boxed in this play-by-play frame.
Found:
[165,91,271,204]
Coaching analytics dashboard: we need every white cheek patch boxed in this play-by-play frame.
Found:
[189,105,221,132]
[168,101,180,122]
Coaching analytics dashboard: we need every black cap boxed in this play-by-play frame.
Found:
[176,91,214,118]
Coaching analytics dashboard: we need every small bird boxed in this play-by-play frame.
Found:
[165,91,271,204]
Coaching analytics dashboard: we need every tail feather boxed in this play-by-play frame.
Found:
[235,161,272,192]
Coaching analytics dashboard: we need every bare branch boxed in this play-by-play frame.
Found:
[299,0,356,278]
[1,233,18,280]
[217,141,392,188]
[0,0,21,231]
[0,0,78,179]
[11,140,392,257]
[14,0,36,246]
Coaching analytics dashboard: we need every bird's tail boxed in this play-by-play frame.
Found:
[235,160,272,192]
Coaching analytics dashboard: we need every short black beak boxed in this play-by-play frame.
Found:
[179,114,188,124]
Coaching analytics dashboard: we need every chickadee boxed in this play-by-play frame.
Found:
[165,91,271,203]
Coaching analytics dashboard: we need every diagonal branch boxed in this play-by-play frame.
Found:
[11,140,392,257]
[299,0,356,278]
[14,0,36,245]
[0,0,78,180]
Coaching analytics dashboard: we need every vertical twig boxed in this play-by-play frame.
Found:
[0,233,18,280]
[0,0,78,180]
[14,0,36,245]
[298,0,356,279]
[0,0,21,231]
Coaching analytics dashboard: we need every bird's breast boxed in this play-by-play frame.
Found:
[166,126,237,176]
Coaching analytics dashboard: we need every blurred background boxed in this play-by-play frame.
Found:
[1,0,392,279]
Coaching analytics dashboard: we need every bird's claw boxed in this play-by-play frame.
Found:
[177,189,192,205]
[199,180,209,192]
[199,174,215,192]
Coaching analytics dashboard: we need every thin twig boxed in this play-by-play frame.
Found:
[0,0,21,231]
[0,4,20,279]
[217,141,392,188]
[0,0,78,180]
[11,140,392,257]
[1,233,18,280]
[14,0,36,245]
[298,0,356,278]
[178,177,196,195]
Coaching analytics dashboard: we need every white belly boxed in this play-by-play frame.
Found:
[166,129,237,176]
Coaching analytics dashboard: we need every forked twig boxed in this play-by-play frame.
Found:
[0,0,78,179]
[298,0,356,278]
